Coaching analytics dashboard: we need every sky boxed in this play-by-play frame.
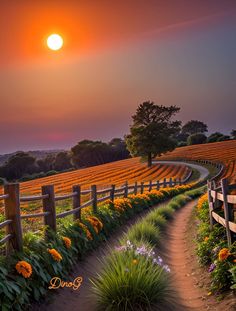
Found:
[0,0,236,154]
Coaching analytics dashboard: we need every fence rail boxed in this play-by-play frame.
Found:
[207,178,236,246]
[0,175,190,254]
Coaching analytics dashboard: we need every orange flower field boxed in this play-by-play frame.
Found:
[158,140,236,183]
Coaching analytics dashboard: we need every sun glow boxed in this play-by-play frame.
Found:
[47,34,63,51]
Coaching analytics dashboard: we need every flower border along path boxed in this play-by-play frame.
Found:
[90,187,205,311]
[0,184,193,311]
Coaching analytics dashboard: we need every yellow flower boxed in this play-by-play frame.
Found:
[48,248,62,262]
[197,193,208,210]
[204,237,209,242]
[62,237,72,249]
[218,248,230,261]
[132,259,138,265]
[77,222,93,240]
[15,261,32,278]
[86,216,103,234]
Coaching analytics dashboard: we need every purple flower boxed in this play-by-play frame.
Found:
[163,265,171,273]
[208,263,216,272]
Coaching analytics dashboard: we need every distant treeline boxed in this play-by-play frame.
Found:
[0,138,130,183]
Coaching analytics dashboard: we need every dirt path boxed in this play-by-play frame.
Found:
[164,200,235,311]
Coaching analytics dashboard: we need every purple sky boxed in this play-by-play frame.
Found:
[0,0,236,153]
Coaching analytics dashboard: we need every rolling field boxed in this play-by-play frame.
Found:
[158,140,236,183]
[3,158,189,197]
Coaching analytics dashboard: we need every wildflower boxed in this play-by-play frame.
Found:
[48,248,62,262]
[62,237,71,249]
[207,292,212,296]
[204,237,209,242]
[208,263,216,272]
[15,261,32,278]
[77,222,93,240]
[163,264,171,273]
[218,248,230,261]
[132,259,138,265]
[233,259,236,263]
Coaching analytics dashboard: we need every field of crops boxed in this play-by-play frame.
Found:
[158,140,236,183]
[6,158,189,197]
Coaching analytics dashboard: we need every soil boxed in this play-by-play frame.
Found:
[31,200,236,311]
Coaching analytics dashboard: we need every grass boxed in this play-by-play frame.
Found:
[90,186,205,310]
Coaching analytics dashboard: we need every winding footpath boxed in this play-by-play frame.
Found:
[32,161,233,311]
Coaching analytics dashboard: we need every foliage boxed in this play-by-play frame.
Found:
[0,184,193,310]
[125,101,181,167]
[196,194,236,293]
[91,186,204,310]
[187,133,207,145]
[182,120,208,136]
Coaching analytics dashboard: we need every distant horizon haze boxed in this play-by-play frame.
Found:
[0,0,235,154]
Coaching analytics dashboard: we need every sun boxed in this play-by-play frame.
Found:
[47,34,63,51]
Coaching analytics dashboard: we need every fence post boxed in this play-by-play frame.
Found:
[73,185,81,221]
[156,180,160,190]
[42,185,56,238]
[4,183,23,253]
[149,180,152,192]
[173,178,176,186]
[134,182,138,195]
[140,182,144,194]
[124,181,128,198]
[163,178,166,188]
[169,178,173,187]
[207,180,214,230]
[110,184,115,202]
[221,178,233,246]
[91,185,97,213]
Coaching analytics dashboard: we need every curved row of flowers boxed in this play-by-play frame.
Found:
[196,194,236,294]
[0,184,193,310]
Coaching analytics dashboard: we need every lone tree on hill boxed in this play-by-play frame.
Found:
[125,101,181,167]
[182,120,208,136]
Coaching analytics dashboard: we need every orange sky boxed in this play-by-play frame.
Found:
[0,0,235,153]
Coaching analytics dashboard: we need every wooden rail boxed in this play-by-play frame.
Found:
[207,178,236,246]
[0,176,189,254]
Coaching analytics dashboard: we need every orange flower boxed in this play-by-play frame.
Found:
[233,259,236,263]
[197,193,208,210]
[77,222,93,240]
[86,216,103,234]
[218,248,230,261]
[132,259,138,265]
[204,237,209,242]
[48,248,62,262]
[15,261,32,278]
[62,237,72,249]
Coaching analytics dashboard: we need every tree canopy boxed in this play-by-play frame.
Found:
[182,120,208,136]
[125,101,181,167]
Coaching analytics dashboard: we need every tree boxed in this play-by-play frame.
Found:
[182,120,208,136]
[109,138,130,160]
[54,152,72,171]
[125,101,181,167]
[231,129,236,140]
[207,132,225,143]
[1,152,36,180]
[187,133,207,145]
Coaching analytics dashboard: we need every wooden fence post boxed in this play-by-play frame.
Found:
[73,185,81,221]
[42,185,56,238]
[221,178,234,246]
[156,180,160,190]
[140,182,144,194]
[124,181,128,198]
[163,178,167,188]
[4,183,23,253]
[173,178,176,186]
[207,180,214,230]
[149,181,152,192]
[110,184,115,202]
[134,182,138,195]
[169,178,173,187]
[91,185,97,213]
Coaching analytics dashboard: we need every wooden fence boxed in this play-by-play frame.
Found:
[0,173,191,254]
[207,178,236,246]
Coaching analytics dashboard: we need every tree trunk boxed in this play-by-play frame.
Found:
[147,153,152,167]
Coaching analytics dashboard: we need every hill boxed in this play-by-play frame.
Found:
[158,140,236,182]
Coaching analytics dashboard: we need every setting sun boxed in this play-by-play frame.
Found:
[47,34,63,50]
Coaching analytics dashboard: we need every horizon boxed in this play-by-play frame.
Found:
[1,0,236,154]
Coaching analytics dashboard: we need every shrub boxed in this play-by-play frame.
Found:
[187,133,207,145]
[125,222,160,246]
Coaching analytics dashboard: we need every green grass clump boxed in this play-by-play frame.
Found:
[125,221,160,246]
[145,213,167,230]
[155,206,175,220]
[91,247,170,311]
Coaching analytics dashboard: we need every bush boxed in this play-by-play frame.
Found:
[187,133,207,145]
[125,222,160,246]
